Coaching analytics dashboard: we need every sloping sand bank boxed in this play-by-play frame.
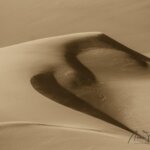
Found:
[0,122,149,150]
[0,32,150,149]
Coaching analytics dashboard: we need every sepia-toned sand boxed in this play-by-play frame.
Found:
[0,0,150,54]
[0,32,150,149]
[0,0,150,149]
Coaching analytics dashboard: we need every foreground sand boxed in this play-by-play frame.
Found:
[1,122,150,150]
[0,32,150,149]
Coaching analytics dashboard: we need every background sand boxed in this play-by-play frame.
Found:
[0,0,150,54]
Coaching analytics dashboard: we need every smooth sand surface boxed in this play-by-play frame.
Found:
[0,0,150,54]
[0,32,150,149]
[1,122,150,150]
[1,0,150,149]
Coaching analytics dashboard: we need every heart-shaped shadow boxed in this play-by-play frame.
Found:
[31,34,150,136]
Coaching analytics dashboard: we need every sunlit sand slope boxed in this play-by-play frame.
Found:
[0,32,150,149]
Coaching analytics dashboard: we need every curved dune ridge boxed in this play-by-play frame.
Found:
[0,122,143,150]
[31,33,150,135]
[0,121,118,135]
[0,32,150,149]
[0,122,150,150]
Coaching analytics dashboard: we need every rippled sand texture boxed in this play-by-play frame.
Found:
[0,32,150,149]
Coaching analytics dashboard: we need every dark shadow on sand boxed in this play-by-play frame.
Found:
[31,33,150,136]
[31,72,136,133]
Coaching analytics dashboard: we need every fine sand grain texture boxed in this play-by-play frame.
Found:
[0,32,150,149]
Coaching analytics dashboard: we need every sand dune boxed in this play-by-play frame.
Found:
[31,33,149,134]
[1,1,150,149]
[0,32,150,149]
